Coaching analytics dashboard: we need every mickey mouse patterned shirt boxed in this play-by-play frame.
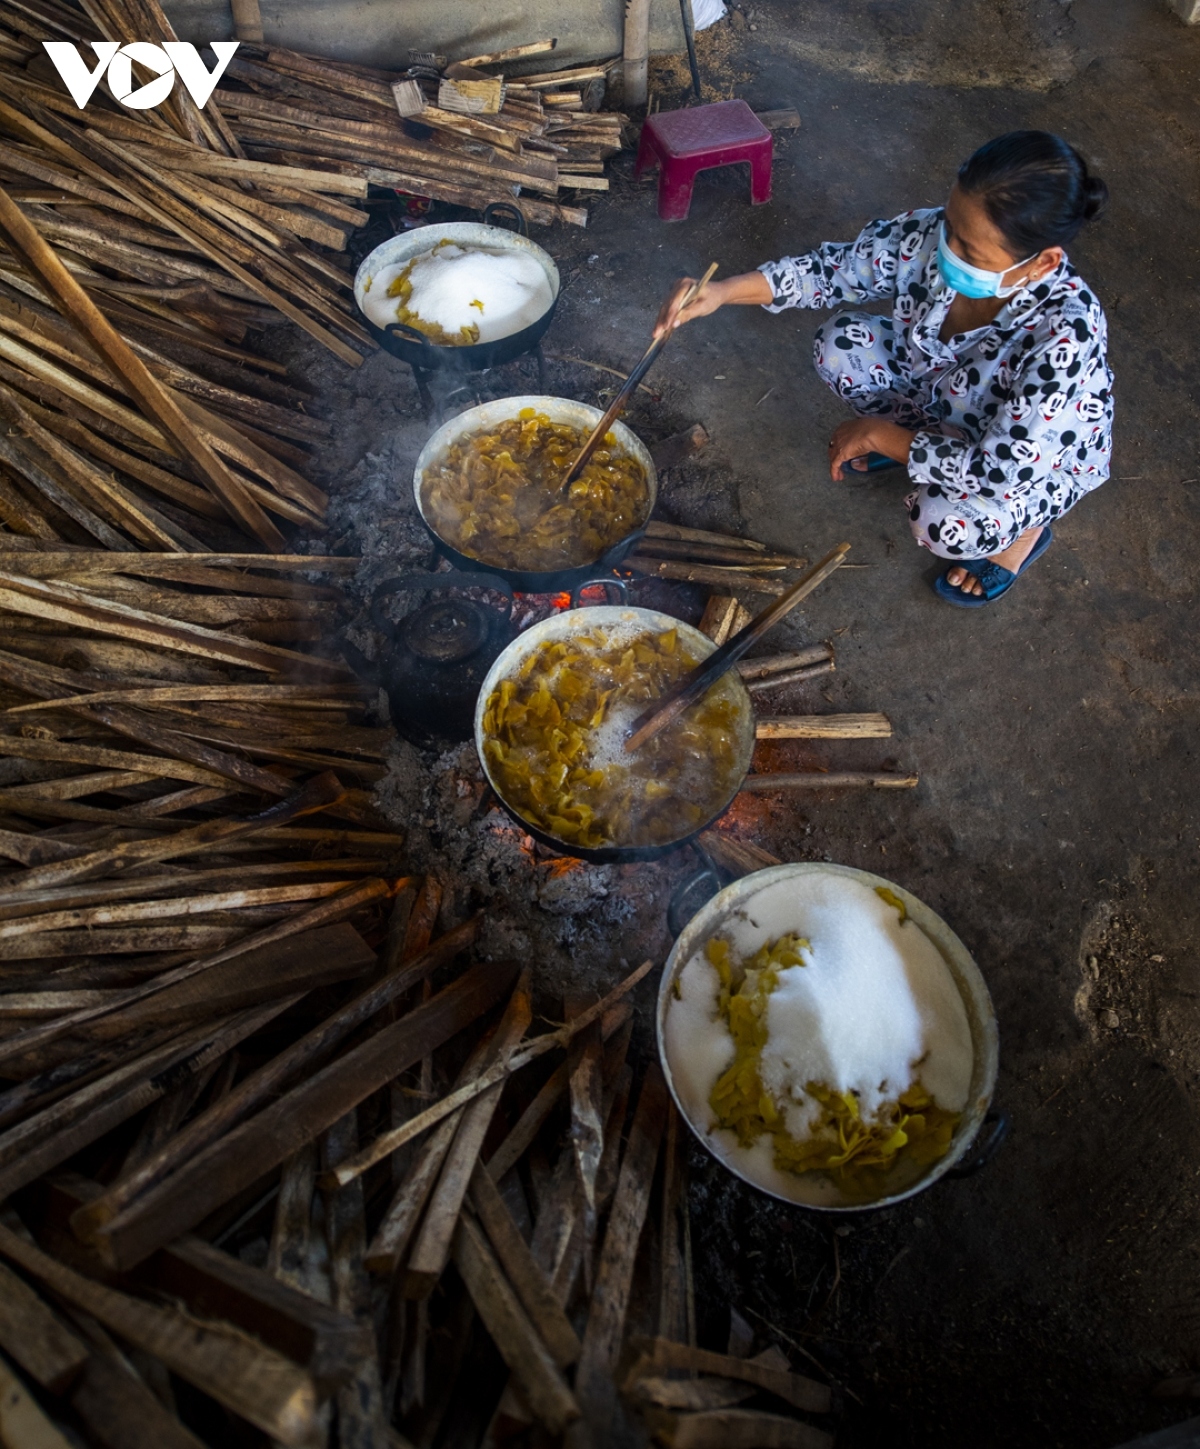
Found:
[758,207,1114,517]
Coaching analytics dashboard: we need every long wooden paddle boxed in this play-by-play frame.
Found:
[623,541,852,753]
[560,263,718,492]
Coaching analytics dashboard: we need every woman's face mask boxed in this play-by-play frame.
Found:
[937,223,1039,299]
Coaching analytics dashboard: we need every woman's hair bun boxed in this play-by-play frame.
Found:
[1082,174,1109,223]
[959,131,1109,256]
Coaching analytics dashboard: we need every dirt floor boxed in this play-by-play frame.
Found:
[257,0,1200,1442]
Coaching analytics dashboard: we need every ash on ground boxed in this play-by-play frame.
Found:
[374,736,695,1003]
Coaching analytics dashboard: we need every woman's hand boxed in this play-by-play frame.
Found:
[653,276,726,338]
[651,270,773,339]
[828,419,915,481]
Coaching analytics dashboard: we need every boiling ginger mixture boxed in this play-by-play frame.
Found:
[481,623,746,849]
[421,409,649,573]
[665,872,974,1203]
[362,242,552,345]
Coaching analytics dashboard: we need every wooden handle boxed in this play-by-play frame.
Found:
[560,264,717,491]
[623,541,851,753]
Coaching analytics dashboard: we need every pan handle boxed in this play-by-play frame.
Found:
[369,571,514,638]
[666,840,726,938]
[570,575,630,608]
[944,1110,1009,1180]
[483,201,528,236]
[384,320,440,359]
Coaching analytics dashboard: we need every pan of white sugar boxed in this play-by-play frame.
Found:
[658,863,999,1211]
[354,207,559,373]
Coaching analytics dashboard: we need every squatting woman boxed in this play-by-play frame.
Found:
[656,131,1112,606]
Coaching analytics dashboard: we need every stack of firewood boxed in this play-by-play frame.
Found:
[0,540,842,1447]
[0,887,836,1448]
[0,0,373,367]
[219,42,623,215]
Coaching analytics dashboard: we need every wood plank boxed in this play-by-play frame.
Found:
[573,1064,669,1436]
[0,570,347,675]
[266,1144,323,1296]
[468,1165,580,1369]
[0,1351,75,1449]
[0,184,288,549]
[46,1176,370,1395]
[364,1021,497,1277]
[0,1260,88,1392]
[404,974,531,1298]
[484,1060,568,1183]
[70,917,479,1244]
[0,871,382,1072]
[321,960,656,1190]
[88,958,519,1269]
[0,1002,298,1199]
[452,1215,579,1435]
[66,1313,208,1449]
[755,714,892,740]
[0,1222,318,1445]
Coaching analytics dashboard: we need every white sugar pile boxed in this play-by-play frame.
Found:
[664,870,974,1201]
[361,244,552,341]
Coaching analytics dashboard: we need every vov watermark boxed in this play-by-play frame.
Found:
[42,41,240,112]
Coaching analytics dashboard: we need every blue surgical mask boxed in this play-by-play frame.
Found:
[937,223,1037,299]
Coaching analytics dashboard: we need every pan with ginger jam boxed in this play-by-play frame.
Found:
[481,623,746,850]
[421,409,649,573]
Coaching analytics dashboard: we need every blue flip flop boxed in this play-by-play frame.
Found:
[846,452,905,473]
[933,526,1054,608]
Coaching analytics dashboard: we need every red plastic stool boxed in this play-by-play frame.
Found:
[634,99,773,222]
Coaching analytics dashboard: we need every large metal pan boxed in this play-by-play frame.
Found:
[474,604,755,864]
[414,395,657,594]
[353,209,560,373]
[657,862,1001,1212]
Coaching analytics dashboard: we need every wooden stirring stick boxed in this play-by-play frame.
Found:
[560,263,718,492]
[623,542,852,753]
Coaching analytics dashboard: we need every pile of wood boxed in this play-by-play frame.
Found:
[0,6,626,439]
[632,521,814,600]
[211,44,614,228]
[0,886,836,1448]
[0,0,375,368]
[0,219,334,553]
